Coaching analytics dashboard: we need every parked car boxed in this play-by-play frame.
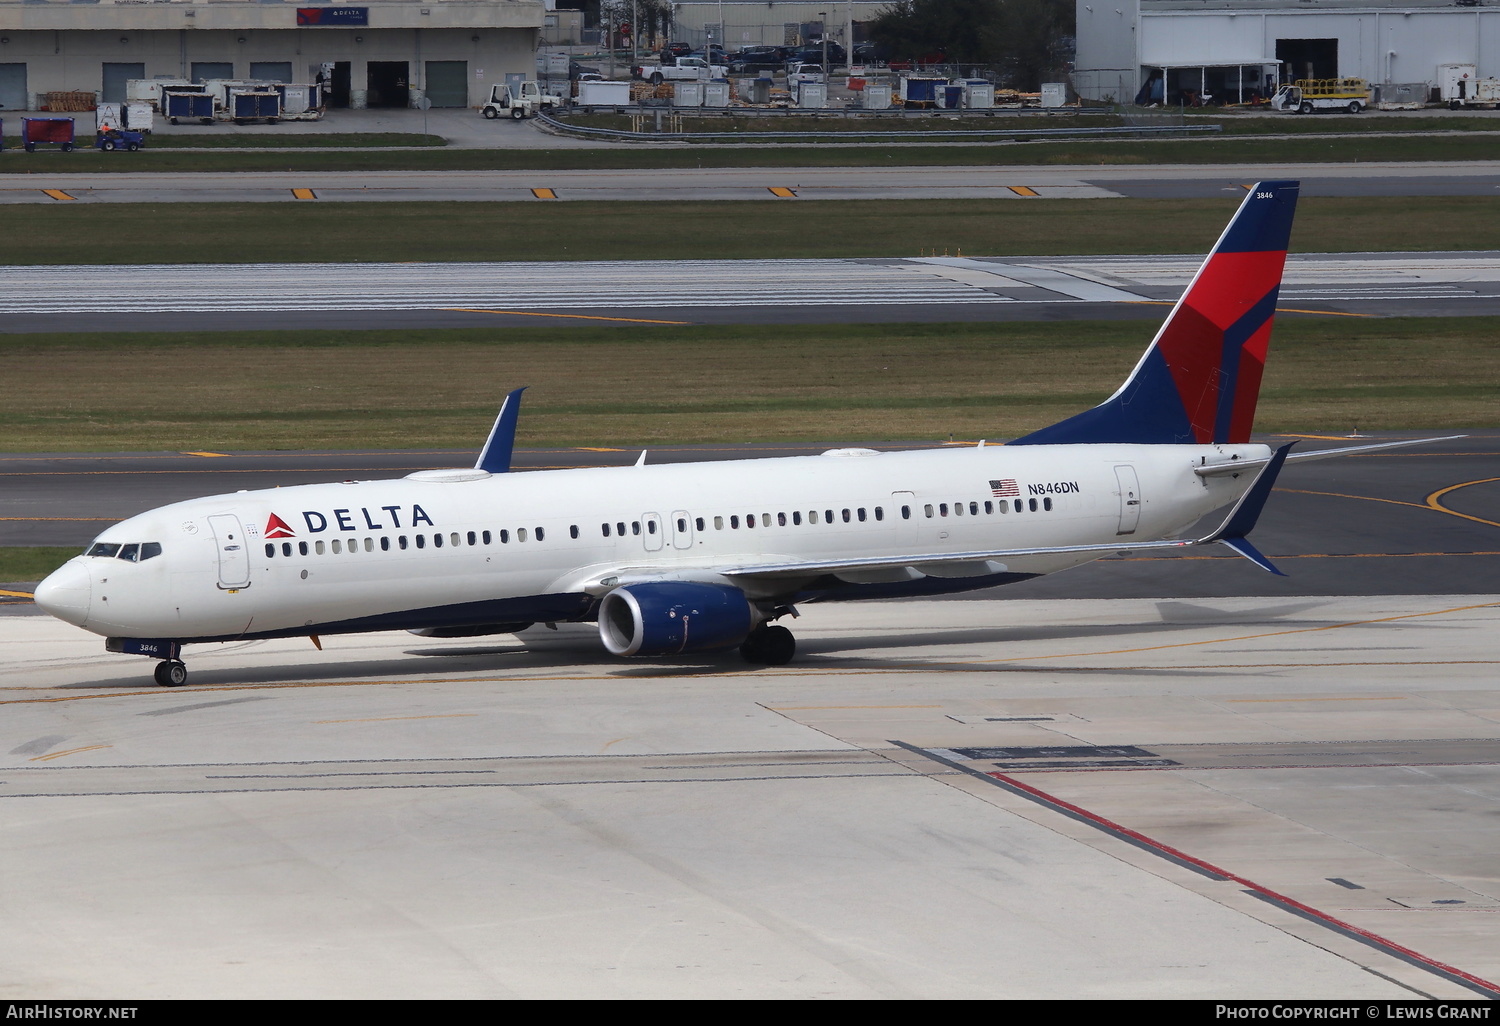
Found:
[786,43,846,67]
[728,46,788,72]
[685,45,729,65]
[660,42,692,61]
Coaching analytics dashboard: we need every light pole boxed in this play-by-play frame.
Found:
[820,11,828,79]
[847,0,854,69]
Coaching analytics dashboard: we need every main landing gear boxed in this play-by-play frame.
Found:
[153,660,188,687]
[740,624,795,666]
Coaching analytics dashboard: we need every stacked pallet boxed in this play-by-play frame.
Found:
[43,91,97,112]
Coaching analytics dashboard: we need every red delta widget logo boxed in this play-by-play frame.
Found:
[266,505,435,538]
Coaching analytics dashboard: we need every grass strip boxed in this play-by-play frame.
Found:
[1,196,1496,265]
[564,111,1500,137]
[2,132,445,152]
[0,546,77,583]
[0,317,1494,452]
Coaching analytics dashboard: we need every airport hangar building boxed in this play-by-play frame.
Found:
[1073,0,1500,104]
[0,0,546,112]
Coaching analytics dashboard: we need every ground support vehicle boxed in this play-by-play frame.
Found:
[95,127,145,152]
[1271,78,1370,113]
[1438,65,1500,109]
[630,57,727,85]
[481,81,565,119]
[21,117,74,152]
[95,102,154,135]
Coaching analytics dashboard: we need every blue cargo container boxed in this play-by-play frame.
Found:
[230,91,281,123]
[165,91,215,124]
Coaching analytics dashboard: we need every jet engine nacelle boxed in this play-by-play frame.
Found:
[598,581,755,657]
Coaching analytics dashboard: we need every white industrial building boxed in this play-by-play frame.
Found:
[0,0,545,111]
[662,1,887,52]
[1074,0,1500,104]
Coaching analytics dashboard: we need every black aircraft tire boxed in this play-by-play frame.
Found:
[154,660,188,687]
[741,625,795,666]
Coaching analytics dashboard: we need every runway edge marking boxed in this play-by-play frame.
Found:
[892,739,1500,999]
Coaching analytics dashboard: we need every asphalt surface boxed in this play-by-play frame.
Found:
[3,432,1495,603]
[2,160,1498,205]
[4,251,1498,332]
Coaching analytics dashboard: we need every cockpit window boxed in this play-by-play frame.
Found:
[86,541,162,561]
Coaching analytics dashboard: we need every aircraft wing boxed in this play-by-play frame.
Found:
[1194,435,1463,478]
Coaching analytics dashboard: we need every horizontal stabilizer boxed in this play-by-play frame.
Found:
[1199,441,1295,574]
[1196,434,1466,477]
[1219,536,1286,576]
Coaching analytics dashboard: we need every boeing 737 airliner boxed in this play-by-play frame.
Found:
[32,181,1433,686]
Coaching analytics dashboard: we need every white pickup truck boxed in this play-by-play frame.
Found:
[631,57,728,85]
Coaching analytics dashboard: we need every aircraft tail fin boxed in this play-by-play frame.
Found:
[475,387,528,473]
[1011,180,1300,446]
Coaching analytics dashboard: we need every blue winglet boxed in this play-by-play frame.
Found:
[1204,441,1295,574]
[474,387,528,474]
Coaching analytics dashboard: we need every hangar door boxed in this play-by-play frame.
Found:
[102,63,144,103]
[191,62,234,84]
[425,61,469,107]
[250,62,293,83]
[366,61,410,108]
[0,64,25,111]
[1275,39,1338,82]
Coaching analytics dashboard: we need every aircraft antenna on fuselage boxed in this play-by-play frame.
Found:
[474,386,528,473]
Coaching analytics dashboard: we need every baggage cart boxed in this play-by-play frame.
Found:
[224,88,281,124]
[164,90,215,124]
[21,117,75,152]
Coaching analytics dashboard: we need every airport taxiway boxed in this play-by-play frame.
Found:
[4,250,1499,332]
[4,592,1499,998]
[2,159,1497,206]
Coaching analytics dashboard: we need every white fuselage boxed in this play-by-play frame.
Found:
[39,441,1269,643]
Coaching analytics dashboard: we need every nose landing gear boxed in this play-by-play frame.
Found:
[153,660,188,687]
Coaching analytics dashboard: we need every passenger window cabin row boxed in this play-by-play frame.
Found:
[261,494,1059,560]
[264,527,543,559]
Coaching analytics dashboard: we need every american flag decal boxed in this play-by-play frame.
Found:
[990,479,1019,498]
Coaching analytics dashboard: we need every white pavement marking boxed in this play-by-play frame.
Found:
[0,253,1493,315]
[916,257,1153,302]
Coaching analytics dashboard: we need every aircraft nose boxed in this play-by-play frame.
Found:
[34,560,91,627]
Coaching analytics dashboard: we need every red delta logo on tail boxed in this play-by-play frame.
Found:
[1010,181,1300,448]
[265,513,296,539]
